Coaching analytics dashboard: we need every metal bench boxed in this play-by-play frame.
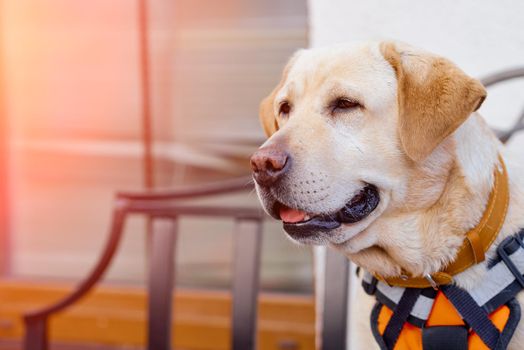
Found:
[480,67,524,142]
[20,173,349,350]
[21,0,349,344]
[21,174,350,350]
[22,177,258,350]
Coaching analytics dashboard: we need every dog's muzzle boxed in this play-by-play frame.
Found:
[250,144,380,241]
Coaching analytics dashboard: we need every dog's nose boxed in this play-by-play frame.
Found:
[250,146,290,187]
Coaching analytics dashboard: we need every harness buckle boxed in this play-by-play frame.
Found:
[497,235,524,288]
[424,274,439,290]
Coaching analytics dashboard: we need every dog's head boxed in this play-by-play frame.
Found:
[251,41,486,256]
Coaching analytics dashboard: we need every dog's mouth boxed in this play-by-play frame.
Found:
[276,184,380,238]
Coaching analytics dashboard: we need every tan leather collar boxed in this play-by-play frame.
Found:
[376,155,510,289]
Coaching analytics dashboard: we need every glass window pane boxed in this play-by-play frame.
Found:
[4,0,311,294]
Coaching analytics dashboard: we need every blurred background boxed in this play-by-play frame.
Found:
[0,0,523,349]
[0,0,313,349]
[3,0,310,289]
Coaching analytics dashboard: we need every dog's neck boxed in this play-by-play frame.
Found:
[350,114,506,281]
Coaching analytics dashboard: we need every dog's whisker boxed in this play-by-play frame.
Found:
[346,133,364,155]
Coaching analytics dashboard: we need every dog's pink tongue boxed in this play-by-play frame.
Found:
[279,206,307,223]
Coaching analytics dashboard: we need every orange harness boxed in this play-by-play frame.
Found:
[362,231,524,350]
[364,276,521,350]
[375,292,512,350]
[363,156,524,349]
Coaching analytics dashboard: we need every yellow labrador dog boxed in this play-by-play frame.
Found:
[251,41,524,349]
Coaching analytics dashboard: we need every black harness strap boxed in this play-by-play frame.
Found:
[441,284,500,349]
[382,288,422,349]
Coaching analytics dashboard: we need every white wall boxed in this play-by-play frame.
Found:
[307,1,524,348]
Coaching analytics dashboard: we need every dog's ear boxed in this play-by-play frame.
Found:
[259,50,302,137]
[380,42,487,162]
[259,89,280,137]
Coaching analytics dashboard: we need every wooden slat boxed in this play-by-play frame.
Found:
[0,281,315,349]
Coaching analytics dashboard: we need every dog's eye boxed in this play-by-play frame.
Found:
[331,98,360,114]
[279,101,291,117]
